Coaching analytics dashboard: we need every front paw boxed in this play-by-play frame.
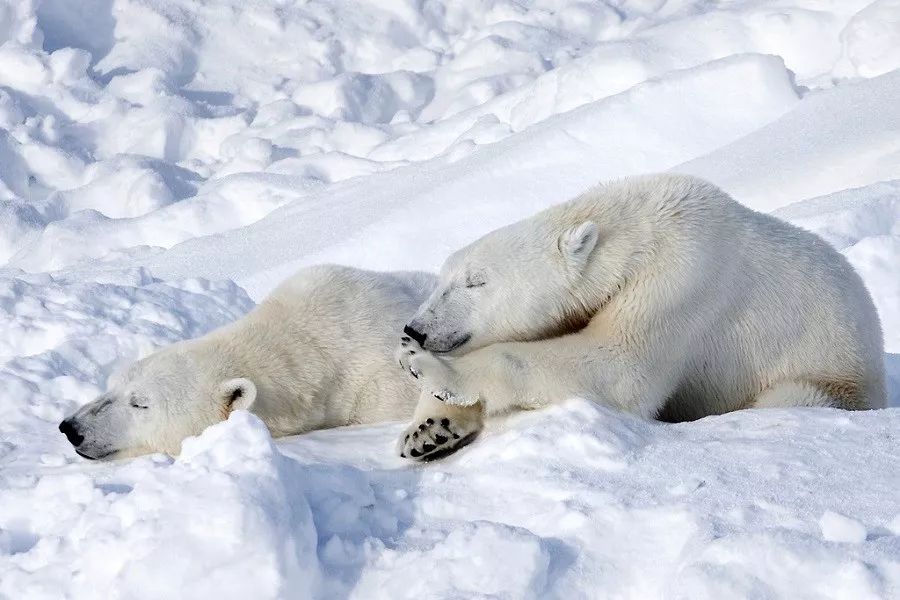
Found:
[396,335,425,380]
[398,415,481,461]
[396,337,477,406]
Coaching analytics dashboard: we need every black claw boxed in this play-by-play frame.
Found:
[434,434,448,444]
[422,443,436,453]
[410,448,422,458]
[413,431,418,438]
[401,336,411,342]
[440,418,450,427]
[452,433,460,439]
[433,393,444,402]
[418,424,427,431]
[426,418,434,425]
[421,431,479,462]
[400,452,406,458]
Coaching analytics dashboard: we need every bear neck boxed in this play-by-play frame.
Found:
[553,184,663,322]
[199,324,330,436]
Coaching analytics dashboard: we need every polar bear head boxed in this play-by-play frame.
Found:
[58,341,257,460]
[405,218,600,353]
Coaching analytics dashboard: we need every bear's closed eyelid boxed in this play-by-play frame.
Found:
[465,272,487,288]
[129,396,149,409]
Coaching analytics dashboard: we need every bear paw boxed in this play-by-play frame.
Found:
[396,336,476,406]
[398,415,481,461]
[396,335,432,379]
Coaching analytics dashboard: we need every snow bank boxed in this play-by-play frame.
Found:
[1,412,319,600]
[679,69,900,212]
[135,52,803,294]
[0,0,891,274]
[9,399,898,599]
[836,0,900,79]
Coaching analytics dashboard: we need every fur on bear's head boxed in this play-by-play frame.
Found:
[405,217,600,354]
[58,342,257,460]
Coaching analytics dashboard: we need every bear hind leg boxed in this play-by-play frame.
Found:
[750,381,839,410]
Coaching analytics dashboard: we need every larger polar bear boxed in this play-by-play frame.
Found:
[396,173,886,460]
[59,266,440,459]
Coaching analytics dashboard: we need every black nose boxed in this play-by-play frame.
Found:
[59,419,84,447]
[403,324,427,346]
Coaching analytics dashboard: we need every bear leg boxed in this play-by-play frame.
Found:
[749,381,839,409]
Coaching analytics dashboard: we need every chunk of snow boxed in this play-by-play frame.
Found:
[819,511,868,544]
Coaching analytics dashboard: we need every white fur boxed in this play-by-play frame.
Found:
[397,174,886,459]
[62,266,434,459]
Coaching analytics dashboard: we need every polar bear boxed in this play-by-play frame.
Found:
[59,265,437,460]
[395,173,886,460]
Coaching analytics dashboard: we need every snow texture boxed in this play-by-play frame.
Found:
[0,0,898,598]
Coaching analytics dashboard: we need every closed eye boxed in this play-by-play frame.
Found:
[465,273,486,288]
[130,397,149,409]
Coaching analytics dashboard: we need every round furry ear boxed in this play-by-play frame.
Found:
[558,221,599,272]
[219,378,257,412]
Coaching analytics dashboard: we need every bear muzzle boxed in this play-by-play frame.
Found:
[58,418,85,448]
[403,324,427,346]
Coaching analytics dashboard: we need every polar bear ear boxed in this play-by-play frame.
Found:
[558,221,599,272]
[220,378,258,412]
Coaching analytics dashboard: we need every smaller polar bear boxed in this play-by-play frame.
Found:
[396,173,886,460]
[59,266,438,460]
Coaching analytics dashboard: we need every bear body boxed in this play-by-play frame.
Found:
[396,174,886,460]
[60,265,435,459]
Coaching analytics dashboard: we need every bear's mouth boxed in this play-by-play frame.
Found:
[76,448,117,461]
[428,333,471,354]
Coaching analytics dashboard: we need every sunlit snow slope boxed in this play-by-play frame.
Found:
[1,0,899,598]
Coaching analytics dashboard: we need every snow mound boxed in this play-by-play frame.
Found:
[0,411,319,600]
[836,0,900,79]
[0,0,892,272]
[820,511,868,544]
[134,52,803,294]
[679,69,900,212]
[7,399,899,599]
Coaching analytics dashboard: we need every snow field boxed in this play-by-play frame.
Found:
[7,402,899,598]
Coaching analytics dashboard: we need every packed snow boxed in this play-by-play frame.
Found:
[1,0,899,598]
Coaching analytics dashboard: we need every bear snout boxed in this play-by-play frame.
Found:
[58,419,84,447]
[403,324,427,346]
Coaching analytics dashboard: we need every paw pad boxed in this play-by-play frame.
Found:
[398,415,480,461]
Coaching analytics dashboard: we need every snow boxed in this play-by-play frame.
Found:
[820,511,868,545]
[0,0,899,598]
[679,69,900,212]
